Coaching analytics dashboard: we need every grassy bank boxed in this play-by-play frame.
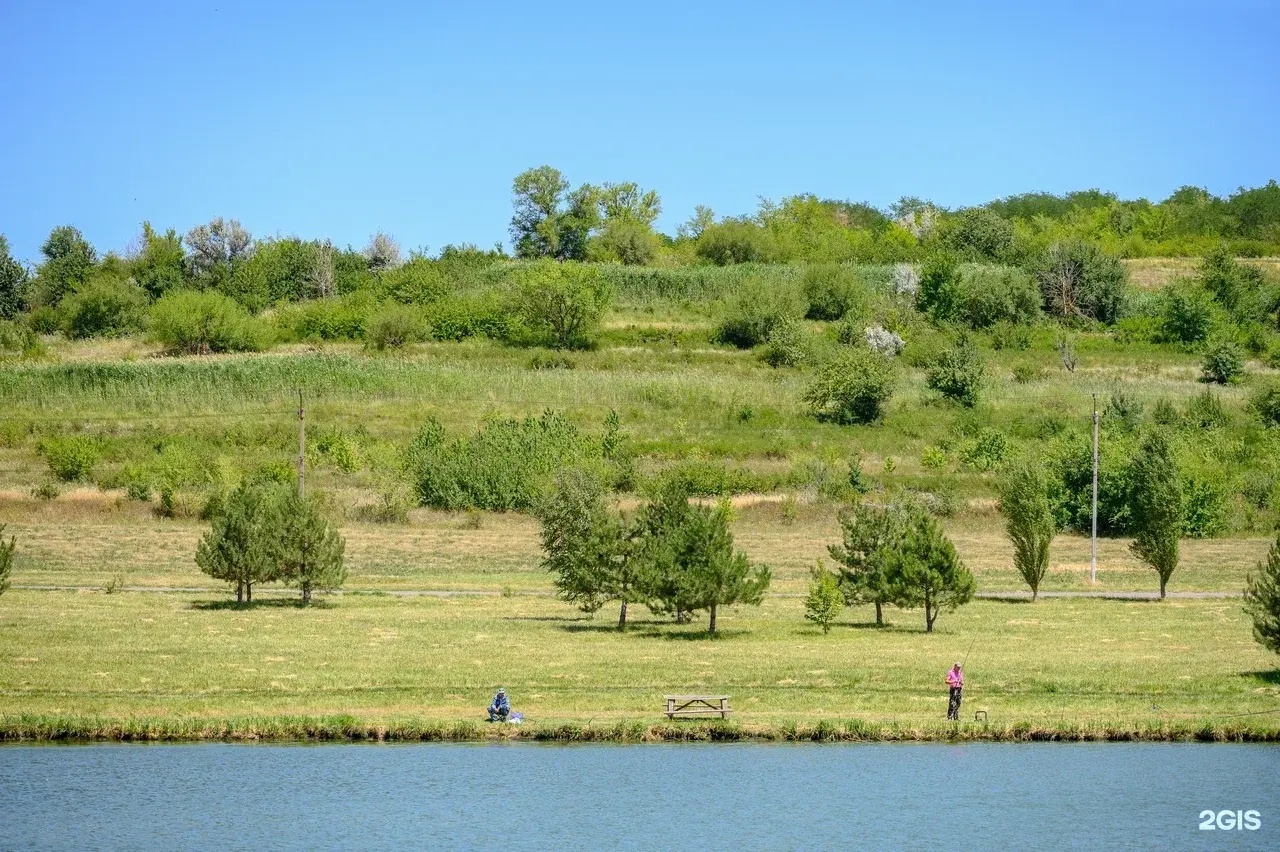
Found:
[2,591,1276,741]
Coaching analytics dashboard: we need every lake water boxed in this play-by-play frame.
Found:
[1,742,1276,850]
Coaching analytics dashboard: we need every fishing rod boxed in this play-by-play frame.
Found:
[961,632,979,667]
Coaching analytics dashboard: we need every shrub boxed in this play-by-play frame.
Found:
[714,275,806,348]
[760,316,811,367]
[1157,283,1215,344]
[955,266,1041,329]
[1201,340,1244,384]
[1249,382,1280,427]
[921,446,947,469]
[59,276,147,338]
[890,263,919,296]
[942,207,1015,261]
[1012,362,1045,383]
[803,349,896,424]
[38,435,102,482]
[1031,240,1127,324]
[916,252,961,323]
[528,351,576,370]
[511,260,611,350]
[405,412,594,511]
[960,429,1009,471]
[801,264,868,321]
[364,304,428,351]
[863,326,905,356]
[426,292,514,341]
[378,257,451,305]
[276,292,374,341]
[989,320,1032,351]
[804,562,844,633]
[148,290,273,354]
[1181,474,1228,538]
[1185,388,1229,429]
[926,338,985,407]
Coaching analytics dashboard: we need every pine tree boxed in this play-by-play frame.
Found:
[195,482,282,604]
[0,523,14,597]
[537,469,640,629]
[273,494,346,605]
[891,513,976,633]
[1244,534,1280,655]
[828,500,908,625]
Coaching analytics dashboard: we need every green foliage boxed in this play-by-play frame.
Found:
[0,318,46,359]
[1249,382,1280,427]
[1244,533,1280,655]
[147,290,273,354]
[804,561,844,633]
[955,266,1041,329]
[406,412,594,511]
[0,235,28,320]
[801,264,869,321]
[1032,240,1127,324]
[1128,430,1183,598]
[425,292,514,341]
[827,499,911,625]
[587,219,660,266]
[536,468,638,627]
[942,207,1014,261]
[803,349,896,424]
[275,292,375,342]
[1157,283,1215,344]
[714,275,805,348]
[921,446,948,469]
[38,435,101,482]
[364,304,428,351]
[31,225,96,308]
[272,492,347,604]
[130,222,187,299]
[631,483,770,634]
[760,316,811,367]
[696,218,778,265]
[960,429,1008,471]
[194,481,285,603]
[59,274,147,338]
[1184,387,1229,429]
[1201,340,1244,384]
[378,257,452,305]
[0,523,13,597]
[915,252,961,323]
[511,261,611,350]
[1181,474,1228,539]
[998,458,1055,599]
[1198,243,1266,316]
[1046,433,1134,535]
[888,512,975,632]
[926,337,985,407]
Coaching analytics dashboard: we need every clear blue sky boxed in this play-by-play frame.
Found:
[2,0,1277,263]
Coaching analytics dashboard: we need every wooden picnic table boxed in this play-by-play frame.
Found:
[664,694,732,719]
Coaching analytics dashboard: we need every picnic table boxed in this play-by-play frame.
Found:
[664,695,732,720]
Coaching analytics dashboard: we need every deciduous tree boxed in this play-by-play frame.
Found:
[998,458,1055,600]
[1128,430,1183,598]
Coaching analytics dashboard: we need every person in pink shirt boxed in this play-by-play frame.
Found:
[946,662,964,720]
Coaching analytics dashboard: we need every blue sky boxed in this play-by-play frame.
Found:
[1,0,1277,263]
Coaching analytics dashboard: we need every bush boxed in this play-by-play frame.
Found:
[921,446,947,469]
[511,261,610,350]
[148,290,273,354]
[59,276,147,338]
[426,292,515,341]
[862,325,905,356]
[801,264,869,321]
[926,338,985,407]
[989,320,1032,351]
[1181,474,1228,538]
[405,413,595,511]
[378,257,452,305]
[916,252,961,323]
[1157,283,1215,344]
[714,275,806,348]
[1032,240,1127,324]
[803,349,896,424]
[1185,388,1229,429]
[1012,362,1045,383]
[276,292,375,342]
[760,316,811,367]
[38,435,101,482]
[956,265,1041,329]
[1249,382,1280,427]
[1201,340,1244,384]
[364,304,428,351]
[960,429,1009,471]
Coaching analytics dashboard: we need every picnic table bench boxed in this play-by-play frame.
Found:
[664,695,732,720]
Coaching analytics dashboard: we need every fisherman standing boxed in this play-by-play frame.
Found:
[946,663,964,721]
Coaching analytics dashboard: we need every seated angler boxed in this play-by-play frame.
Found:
[488,687,510,722]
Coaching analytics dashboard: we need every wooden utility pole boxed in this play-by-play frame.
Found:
[1091,393,1099,584]
[297,389,306,499]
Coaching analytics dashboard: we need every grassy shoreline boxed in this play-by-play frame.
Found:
[2,715,1277,744]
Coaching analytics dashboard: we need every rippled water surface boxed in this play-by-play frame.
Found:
[1,742,1277,850]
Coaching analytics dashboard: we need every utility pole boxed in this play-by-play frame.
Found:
[297,389,306,499]
[1091,393,1099,584]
